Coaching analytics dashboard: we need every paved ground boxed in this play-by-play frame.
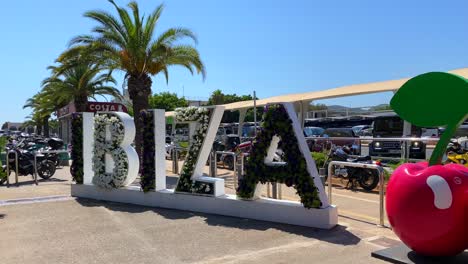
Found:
[0,161,402,263]
[1,198,390,264]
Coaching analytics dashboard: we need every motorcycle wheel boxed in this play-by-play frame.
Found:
[38,160,56,180]
[358,169,379,191]
[223,156,234,170]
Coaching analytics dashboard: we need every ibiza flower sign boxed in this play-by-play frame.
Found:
[71,103,337,229]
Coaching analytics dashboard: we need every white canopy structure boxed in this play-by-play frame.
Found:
[166,67,468,135]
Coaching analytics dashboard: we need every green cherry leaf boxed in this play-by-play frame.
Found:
[390,72,468,166]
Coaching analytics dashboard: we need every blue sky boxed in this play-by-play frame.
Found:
[1,0,468,124]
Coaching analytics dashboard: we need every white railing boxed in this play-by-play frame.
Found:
[327,161,386,227]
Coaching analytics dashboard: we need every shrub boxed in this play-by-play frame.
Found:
[311,151,328,169]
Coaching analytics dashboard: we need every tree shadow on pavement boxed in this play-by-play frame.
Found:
[0,177,68,187]
[76,198,360,246]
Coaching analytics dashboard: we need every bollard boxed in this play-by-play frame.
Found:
[272,183,278,199]
[172,149,179,174]
[209,150,216,177]
[6,151,19,186]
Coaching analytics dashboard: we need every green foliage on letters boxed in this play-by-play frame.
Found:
[140,110,156,192]
[237,104,322,209]
[70,114,84,184]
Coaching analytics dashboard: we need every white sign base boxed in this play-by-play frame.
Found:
[71,184,338,229]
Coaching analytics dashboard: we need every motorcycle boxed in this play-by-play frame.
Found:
[211,135,241,170]
[323,146,381,191]
[1,145,56,185]
[40,138,65,167]
[445,139,468,167]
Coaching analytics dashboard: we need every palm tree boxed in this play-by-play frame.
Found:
[42,62,122,112]
[59,0,206,155]
[23,93,51,136]
[24,62,121,137]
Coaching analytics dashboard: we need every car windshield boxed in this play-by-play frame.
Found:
[323,129,354,137]
[373,116,422,137]
[352,126,365,134]
[242,126,258,137]
[304,127,324,137]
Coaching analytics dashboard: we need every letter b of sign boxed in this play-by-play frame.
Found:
[90,112,139,188]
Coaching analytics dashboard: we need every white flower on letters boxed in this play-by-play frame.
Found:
[92,114,128,189]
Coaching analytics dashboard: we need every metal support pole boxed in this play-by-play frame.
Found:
[175,149,179,174]
[34,153,38,185]
[241,154,245,176]
[328,166,333,204]
[379,170,385,227]
[15,152,19,185]
[6,151,10,187]
[235,153,243,190]
[232,154,237,185]
[278,183,282,199]
[253,91,257,137]
[405,141,410,162]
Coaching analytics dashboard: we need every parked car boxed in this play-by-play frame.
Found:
[439,120,468,138]
[309,128,359,154]
[303,126,324,138]
[369,115,425,159]
[216,124,238,142]
[352,125,372,136]
[241,124,261,139]
[304,126,324,151]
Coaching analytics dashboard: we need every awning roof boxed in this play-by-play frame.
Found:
[166,67,468,116]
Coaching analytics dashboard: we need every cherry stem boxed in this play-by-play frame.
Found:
[429,121,459,166]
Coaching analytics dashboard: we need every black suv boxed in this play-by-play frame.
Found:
[369,115,425,159]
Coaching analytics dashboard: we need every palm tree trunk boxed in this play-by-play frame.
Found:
[43,115,50,137]
[36,122,43,136]
[75,95,88,113]
[128,74,152,158]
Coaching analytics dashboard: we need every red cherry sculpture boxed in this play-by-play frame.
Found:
[386,71,468,256]
[386,162,468,256]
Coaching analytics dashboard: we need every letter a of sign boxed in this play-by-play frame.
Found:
[237,103,329,208]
